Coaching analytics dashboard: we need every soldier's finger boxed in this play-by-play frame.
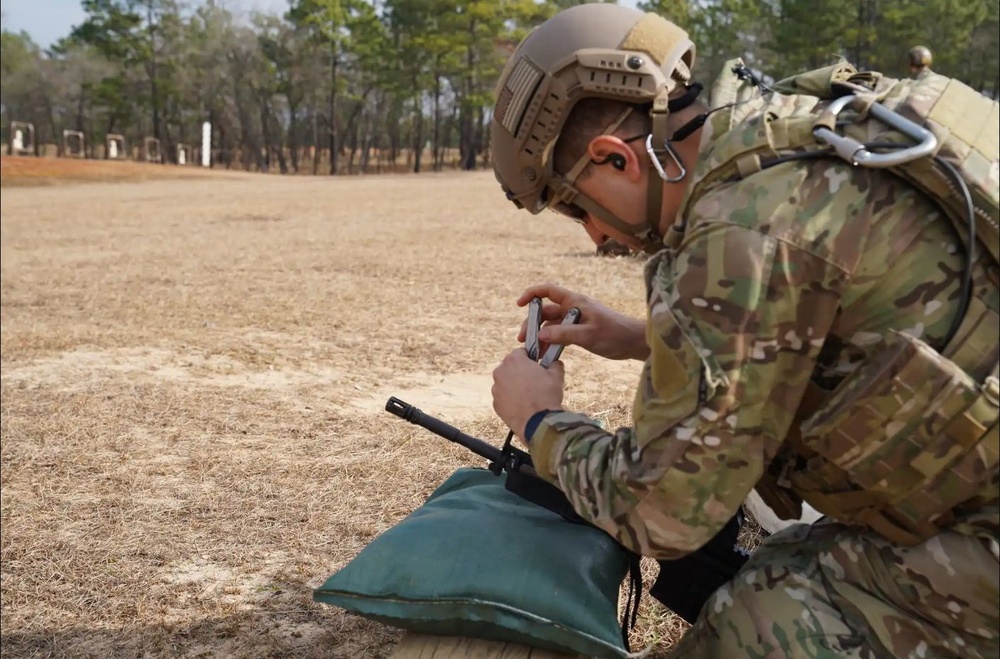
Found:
[546,359,565,378]
[540,303,568,322]
[519,304,564,342]
[517,283,572,307]
[538,323,587,348]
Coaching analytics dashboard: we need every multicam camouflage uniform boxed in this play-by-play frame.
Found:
[526,65,1000,657]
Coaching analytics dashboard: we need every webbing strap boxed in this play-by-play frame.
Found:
[647,92,671,249]
[620,553,642,651]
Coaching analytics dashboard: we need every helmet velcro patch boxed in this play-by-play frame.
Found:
[619,14,691,81]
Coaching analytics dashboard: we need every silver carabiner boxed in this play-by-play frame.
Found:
[645,135,687,182]
[813,94,938,168]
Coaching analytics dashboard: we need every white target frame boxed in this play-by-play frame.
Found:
[144,137,162,163]
[9,121,36,155]
[62,130,85,158]
[176,143,193,165]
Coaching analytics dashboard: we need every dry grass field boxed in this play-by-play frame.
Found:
[0,156,239,187]
[0,158,745,658]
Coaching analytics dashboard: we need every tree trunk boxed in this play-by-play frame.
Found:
[329,49,339,175]
[288,102,299,173]
[44,97,59,156]
[312,105,320,175]
[436,112,450,170]
[234,79,255,171]
[373,92,383,174]
[75,93,85,134]
[413,101,424,174]
[360,111,372,174]
[388,96,403,165]
[461,17,478,171]
[432,70,442,172]
[471,105,484,170]
[276,143,288,174]
[338,89,372,164]
[347,118,359,174]
[163,121,172,164]
[147,1,162,154]
[263,100,288,175]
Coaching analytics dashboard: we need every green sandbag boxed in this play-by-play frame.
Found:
[313,467,634,658]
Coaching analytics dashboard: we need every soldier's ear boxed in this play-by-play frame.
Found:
[588,135,641,181]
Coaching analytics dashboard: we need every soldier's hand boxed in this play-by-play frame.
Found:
[515,283,650,362]
[492,348,565,441]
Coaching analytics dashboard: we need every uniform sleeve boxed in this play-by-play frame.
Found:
[527,168,863,559]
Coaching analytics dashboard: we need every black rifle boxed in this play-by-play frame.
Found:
[385,396,751,626]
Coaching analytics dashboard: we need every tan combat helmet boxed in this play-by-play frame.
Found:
[490,4,696,253]
[908,45,932,72]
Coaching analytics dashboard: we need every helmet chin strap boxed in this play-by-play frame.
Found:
[643,89,671,252]
[645,83,707,251]
[571,193,662,253]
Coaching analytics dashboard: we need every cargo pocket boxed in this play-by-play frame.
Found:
[789,329,1000,545]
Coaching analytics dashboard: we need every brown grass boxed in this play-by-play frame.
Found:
[1,169,747,658]
[0,155,245,187]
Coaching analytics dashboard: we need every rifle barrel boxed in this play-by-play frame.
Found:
[385,397,503,464]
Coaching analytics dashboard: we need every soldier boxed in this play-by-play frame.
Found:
[487,4,999,657]
[908,45,933,79]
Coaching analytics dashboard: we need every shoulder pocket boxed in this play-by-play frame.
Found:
[634,253,728,446]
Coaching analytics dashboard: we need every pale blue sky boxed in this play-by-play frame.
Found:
[1,0,640,50]
[0,0,292,48]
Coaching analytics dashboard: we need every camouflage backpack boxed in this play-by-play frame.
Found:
[687,59,999,546]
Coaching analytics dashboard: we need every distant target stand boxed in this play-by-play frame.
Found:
[176,143,193,165]
[8,121,36,155]
[144,137,162,163]
[4,122,215,165]
[106,134,128,160]
[62,129,85,158]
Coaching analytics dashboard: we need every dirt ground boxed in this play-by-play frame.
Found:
[0,161,739,657]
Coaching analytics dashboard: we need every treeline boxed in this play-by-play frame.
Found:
[1,0,997,174]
